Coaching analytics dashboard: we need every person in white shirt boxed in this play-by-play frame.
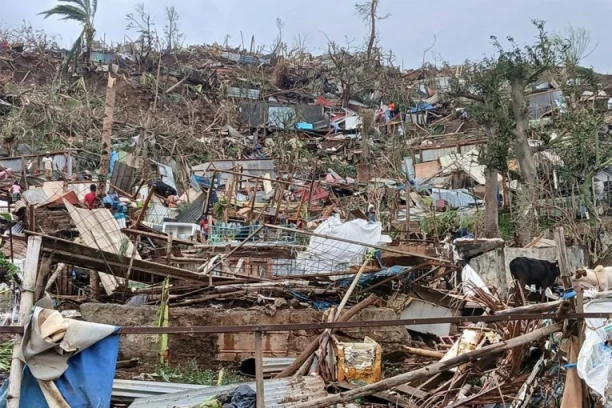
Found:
[41,152,53,178]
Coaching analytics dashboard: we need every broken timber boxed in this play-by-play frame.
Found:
[29,232,246,285]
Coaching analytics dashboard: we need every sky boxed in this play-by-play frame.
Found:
[2,0,612,72]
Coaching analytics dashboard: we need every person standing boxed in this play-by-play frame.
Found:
[367,204,376,223]
[84,184,97,210]
[41,152,53,178]
[10,181,21,203]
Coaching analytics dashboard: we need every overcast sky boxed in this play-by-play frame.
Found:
[2,0,611,72]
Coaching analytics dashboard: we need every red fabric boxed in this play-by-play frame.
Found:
[84,192,96,209]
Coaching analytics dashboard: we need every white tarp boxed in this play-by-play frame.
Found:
[280,216,381,276]
[577,299,612,404]
[461,264,492,297]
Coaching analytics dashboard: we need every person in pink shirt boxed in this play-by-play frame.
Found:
[11,181,21,202]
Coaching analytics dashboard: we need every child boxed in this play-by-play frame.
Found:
[10,181,21,202]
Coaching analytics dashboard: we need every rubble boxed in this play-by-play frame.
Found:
[1,8,612,408]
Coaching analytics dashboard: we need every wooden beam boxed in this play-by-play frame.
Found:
[30,232,240,284]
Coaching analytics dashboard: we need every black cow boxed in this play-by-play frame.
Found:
[509,257,560,302]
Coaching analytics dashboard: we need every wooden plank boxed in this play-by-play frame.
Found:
[394,384,430,400]
[31,232,241,284]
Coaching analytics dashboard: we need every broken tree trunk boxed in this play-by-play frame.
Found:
[510,77,538,245]
[275,294,378,378]
[484,169,499,238]
[293,323,563,408]
[7,236,42,408]
[98,73,117,196]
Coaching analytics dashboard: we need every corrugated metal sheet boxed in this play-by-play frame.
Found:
[240,103,325,128]
[239,357,295,376]
[152,161,177,191]
[421,146,458,162]
[192,159,276,188]
[110,161,136,194]
[0,159,22,171]
[144,203,179,226]
[64,201,140,258]
[129,376,327,408]
[22,189,49,206]
[227,87,260,100]
[113,379,208,401]
[175,193,205,224]
[113,379,207,401]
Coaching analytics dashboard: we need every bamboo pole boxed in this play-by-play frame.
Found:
[255,331,265,408]
[7,236,42,408]
[135,185,155,227]
[275,294,378,378]
[293,323,563,408]
[402,346,444,359]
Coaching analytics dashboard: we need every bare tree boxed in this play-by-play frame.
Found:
[554,25,597,68]
[164,6,185,51]
[126,3,157,64]
[271,18,285,55]
[354,0,390,59]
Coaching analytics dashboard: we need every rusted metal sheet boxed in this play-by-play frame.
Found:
[110,161,135,194]
[336,337,382,384]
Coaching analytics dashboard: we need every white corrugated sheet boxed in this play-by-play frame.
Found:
[64,201,140,258]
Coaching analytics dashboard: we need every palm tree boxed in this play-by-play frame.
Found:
[40,0,98,69]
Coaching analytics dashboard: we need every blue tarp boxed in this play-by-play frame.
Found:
[431,188,482,208]
[290,291,334,310]
[411,103,435,113]
[338,265,412,288]
[0,331,120,408]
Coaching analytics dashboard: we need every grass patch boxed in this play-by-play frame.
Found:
[156,360,243,386]
[0,341,13,372]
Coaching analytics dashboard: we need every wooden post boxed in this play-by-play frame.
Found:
[554,226,572,289]
[275,294,378,378]
[98,73,117,196]
[7,236,42,408]
[255,330,265,408]
[405,177,411,239]
[135,185,155,227]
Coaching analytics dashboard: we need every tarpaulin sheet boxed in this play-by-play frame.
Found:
[0,333,119,408]
[431,188,482,208]
[292,216,382,276]
[577,299,612,403]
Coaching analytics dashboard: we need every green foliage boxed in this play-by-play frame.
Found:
[0,254,20,283]
[0,341,14,372]
[418,210,479,238]
[156,360,242,386]
[498,213,515,241]
[321,160,357,178]
[213,198,226,220]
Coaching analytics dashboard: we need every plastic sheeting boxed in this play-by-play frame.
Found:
[0,334,119,408]
[577,299,612,404]
[461,264,492,297]
[291,216,382,276]
[431,188,482,208]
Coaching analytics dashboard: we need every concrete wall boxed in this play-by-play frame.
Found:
[469,246,586,292]
[80,304,409,365]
